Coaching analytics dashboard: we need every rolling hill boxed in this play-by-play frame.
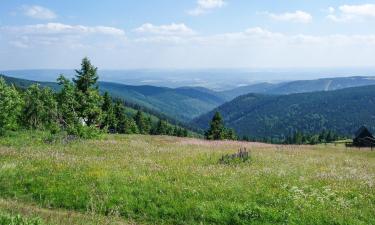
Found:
[194,85,375,139]
[221,76,375,100]
[0,74,226,122]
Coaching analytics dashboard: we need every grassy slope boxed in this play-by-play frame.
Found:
[0,133,374,224]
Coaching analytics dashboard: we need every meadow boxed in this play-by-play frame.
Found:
[0,132,374,224]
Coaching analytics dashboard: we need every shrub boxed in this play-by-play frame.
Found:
[220,148,250,165]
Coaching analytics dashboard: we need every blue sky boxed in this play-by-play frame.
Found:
[1,0,375,69]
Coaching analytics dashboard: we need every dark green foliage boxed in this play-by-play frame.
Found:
[284,130,342,145]
[22,84,58,130]
[153,119,171,135]
[1,74,200,133]
[56,75,80,129]
[134,110,151,134]
[205,112,237,140]
[0,78,23,135]
[73,58,103,126]
[73,57,99,93]
[101,92,117,131]
[1,59,195,139]
[113,101,139,134]
[195,85,375,140]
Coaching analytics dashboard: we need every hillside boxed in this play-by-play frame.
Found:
[1,133,374,224]
[221,76,375,100]
[194,85,375,139]
[99,82,225,121]
[0,74,225,122]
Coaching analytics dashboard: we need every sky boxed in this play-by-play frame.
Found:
[1,0,375,70]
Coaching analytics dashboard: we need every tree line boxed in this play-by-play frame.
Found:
[0,58,188,138]
[204,111,345,145]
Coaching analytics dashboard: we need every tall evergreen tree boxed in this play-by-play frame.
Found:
[101,92,116,131]
[205,112,225,140]
[73,58,103,126]
[73,57,98,93]
[134,110,151,134]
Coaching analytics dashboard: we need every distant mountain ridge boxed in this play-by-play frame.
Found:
[221,76,375,100]
[194,84,375,139]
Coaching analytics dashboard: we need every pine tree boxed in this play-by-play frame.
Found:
[205,112,225,140]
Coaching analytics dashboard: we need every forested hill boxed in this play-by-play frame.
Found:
[99,82,225,121]
[221,76,375,100]
[0,74,226,122]
[194,85,375,140]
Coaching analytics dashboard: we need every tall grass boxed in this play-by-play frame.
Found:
[0,132,374,224]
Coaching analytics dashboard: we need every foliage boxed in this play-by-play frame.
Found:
[0,78,23,135]
[56,75,80,129]
[73,57,99,93]
[205,112,237,140]
[22,84,58,130]
[195,85,375,140]
[284,130,342,145]
[134,110,152,134]
[1,58,194,139]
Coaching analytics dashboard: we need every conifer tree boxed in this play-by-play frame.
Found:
[73,57,98,93]
[205,112,225,140]
[73,58,103,126]
[101,92,116,131]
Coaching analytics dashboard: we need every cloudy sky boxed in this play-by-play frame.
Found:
[1,0,375,70]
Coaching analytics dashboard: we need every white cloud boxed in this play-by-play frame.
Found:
[188,0,226,16]
[22,5,57,20]
[3,23,125,36]
[1,23,126,49]
[134,23,195,36]
[263,10,312,23]
[328,4,375,22]
[2,23,375,69]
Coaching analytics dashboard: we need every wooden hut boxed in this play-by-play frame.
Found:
[353,126,375,147]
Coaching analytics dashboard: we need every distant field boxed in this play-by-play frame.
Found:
[0,133,374,224]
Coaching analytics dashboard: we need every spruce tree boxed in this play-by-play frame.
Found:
[205,112,225,140]
[73,58,103,126]
[102,92,116,131]
[73,57,98,93]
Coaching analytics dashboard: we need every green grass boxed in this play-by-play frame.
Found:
[0,132,374,224]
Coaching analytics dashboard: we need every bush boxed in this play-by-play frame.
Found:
[220,148,250,165]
